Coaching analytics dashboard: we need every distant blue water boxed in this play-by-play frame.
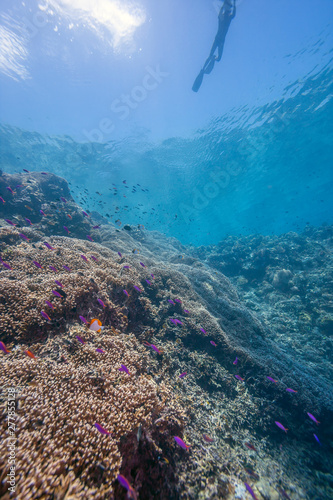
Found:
[0,0,332,246]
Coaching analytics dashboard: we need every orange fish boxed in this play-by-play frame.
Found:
[66,214,72,219]
[25,205,33,211]
[25,350,36,359]
[89,318,102,332]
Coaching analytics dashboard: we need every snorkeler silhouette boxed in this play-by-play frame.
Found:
[192,0,236,92]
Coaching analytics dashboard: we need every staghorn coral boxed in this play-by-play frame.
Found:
[0,330,186,499]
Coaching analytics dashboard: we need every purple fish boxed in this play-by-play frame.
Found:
[175,299,182,304]
[41,172,48,175]
[90,255,98,262]
[54,280,63,287]
[63,265,71,271]
[2,262,12,270]
[245,483,259,500]
[210,341,217,347]
[82,211,89,217]
[92,225,100,229]
[52,290,62,298]
[200,328,207,335]
[139,262,146,267]
[5,219,16,226]
[168,300,176,305]
[267,376,278,383]
[60,197,67,203]
[146,280,152,285]
[49,266,57,272]
[25,218,32,225]
[19,233,29,242]
[133,286,142,292]
[174,436,190,450]
[179,372,187,378]
[143,341,162,354]
[235,375,244,382]
[307,412,320,425]
[23,169,29,173]
[313,434,321,445]
[174,319,183,325]
[87,235,93,242]
[44,242,55,250]
[45,300,54,309]
[79,315,88,325]
[80,254,88,262]
[0,196,5,203]
[286,388,297,393]
[33,261,43,269]
[39,210,46,216]
[119,364,130,375]
[277,487,291,500]
[63,226,70,234]
[94,423,110,435]
[233,357,238,365]
[41,311,51,321]
[118,252,122,258]
[117,475,137,500]
[151,273,155,279]
[0,341,10,354]
[96,348,105,353]
[184,309,190,314]
[76,335,85,344]
[6,186,14,194]
[275,421,288,433]
[123,265,131,269]
[123,290,129,297]
[169,318,177,325]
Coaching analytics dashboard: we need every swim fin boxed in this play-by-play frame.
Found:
[192,70,204,92]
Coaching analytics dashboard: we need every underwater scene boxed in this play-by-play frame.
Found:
[0,1,333,499]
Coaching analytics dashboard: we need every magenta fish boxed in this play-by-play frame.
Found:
[0,196,5,203]
[49,266,57,272]
[151,273,155,279]
[82,211,89,217]
[91,255,98,262]
[133,286,142,292]
[94,423,111,435]
[286,388,297,393]
[41,311,51,321]
[0,341,10,354]
[168,300,175,305]
[52,290,62,298]
[307,412,320,425]
[63,226,70,234]
[313,434,321,445]
[200,328,207,335]
[97,298,106,308]
[45,300,54,309]
[79,315,89,325]
[175,299,182,304]
[5,219,16,226]
[123,265,131,269]
[39,210,46,216]
[6,186,14,194]
[146,280,152,285]
[174,436,190,450]
[245,483,259,500]
[210,341,217,347]
[63,265,71,271]
[2,262,12,270]
[33,261,43,269]
[143,341,162,354]
[54,280,63,288]
[184,309,190,314]
[19,233,29,242]
[123,290,129,297]
[275,421,288,433]
[80,255,88,262]
[119,364,130,375]
[267,376,278,383]
[118,252,122,258]
[139,262,146,267]
[117,475,137,500]
[44,242,55,250]
[25,218,32,225]
[235,375,244,382]
[233,357,238,365]
[96,348,105,353]
[179,372,187,378]
[76,335,85,344]
[87,235,93,242]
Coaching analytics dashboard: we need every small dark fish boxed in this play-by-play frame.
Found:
[94,423,111,434]
[33,261,43,269]
[174,436,190,450]
[124,225,131,231]
[87,235,93,241]
[275,421,288,433]
[44,242,55,250]
[60,197,67,203]
[245,468,260,480]
[92,225,100,229]
[277,486,291,500]
[45,300,54,309]
[49,266,57,272]
[79,315,88,325]
[245,442,257,452]
[40,310,51,321]
[179,372,187,378]
[54,280,63,287]
[63,265,71,271]
[63,226,70,234]
[313,433,322,445]
[5,219,16,226]
[90,255,98,262]
[41,172,48,175]
[307,412,320,425]
[203,434,214,442]
[6,186,14,194]
[118,252,122,258]
[25,218,32,225]
[19,233,29,242]
[76,335,85,344]
[245,483,259,500]
[0,341,10,354]
[96,348,105,353]
[23,168,30,173]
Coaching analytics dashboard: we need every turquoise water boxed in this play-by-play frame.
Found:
[0,0,332,246]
